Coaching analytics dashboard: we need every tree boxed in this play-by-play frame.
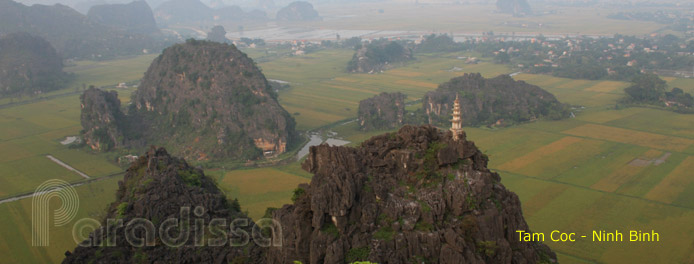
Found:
[206,25,229,43]
[624,73,666,103]
[494,52,510,64]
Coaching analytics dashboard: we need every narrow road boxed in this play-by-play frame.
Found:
[0,172,124,205]
[46,155,90,179]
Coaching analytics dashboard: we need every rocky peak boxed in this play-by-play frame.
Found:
[358,92,406,131]
[80,87,126,151]
[63,146,266,263]
[268,125,556,263]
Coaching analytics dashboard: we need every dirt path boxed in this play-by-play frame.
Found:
[0,172,124,205]
[46,155,90,179]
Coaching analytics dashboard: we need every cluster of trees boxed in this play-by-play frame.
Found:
[622,73,693,112]
[347,39,412,73]
[416,34,462,53]
[466,34,694,81]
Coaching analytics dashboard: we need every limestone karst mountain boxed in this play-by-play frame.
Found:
[357,92,406,131]
[424,73,569,127]
[80,39,297,161]
[64,126,556,263]
[268,125,556,263]
[62,147,266,263]
[80,87,127,151]
[0,32,71,97]
[276,1,320,21]
[87,0,160,35]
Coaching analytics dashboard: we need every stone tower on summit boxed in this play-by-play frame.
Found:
[450,94,463,141]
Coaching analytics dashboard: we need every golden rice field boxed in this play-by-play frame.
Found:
[563,123,694,153]
[644,156,694,204]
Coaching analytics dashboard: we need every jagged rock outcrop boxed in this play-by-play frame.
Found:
[424,73,568,127]
[87,0,160,35]
[62,147,266,264]
[268,125,556,263]
[80,87,127,151]
[358,92,406,131]
[347,40,413,73]
[496,0,532,16]
[276,1,320,21]
[0,32,71,97]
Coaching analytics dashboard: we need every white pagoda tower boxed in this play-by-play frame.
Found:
[450,94,463,141]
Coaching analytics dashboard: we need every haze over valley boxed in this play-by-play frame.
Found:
[0,0,693,263]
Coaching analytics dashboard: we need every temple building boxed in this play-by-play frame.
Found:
[450,94,464,141]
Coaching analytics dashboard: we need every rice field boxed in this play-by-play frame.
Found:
[0,45,693,264]
[644,156,694,204]
[0,176,121,263]
[562,124,694,153]
[219,167,311,219]
[262,49,511,130]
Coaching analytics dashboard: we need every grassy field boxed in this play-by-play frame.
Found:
[0,55,155,262]
[262,49,510,130]
[218,166,311,220]
[0,176,121,263]
[467,111,694,264]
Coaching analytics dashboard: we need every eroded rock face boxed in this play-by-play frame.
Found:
[424,73,568,127]
[62,147,266,264]
[268,125,557,264]
[80,87,127,151]
[79,39,297,161]
[131,40,296,160]
[358,92,406,131]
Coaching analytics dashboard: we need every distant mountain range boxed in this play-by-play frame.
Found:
[0,0,165,59]
[153,0,267,25]
[87,0,160,34]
